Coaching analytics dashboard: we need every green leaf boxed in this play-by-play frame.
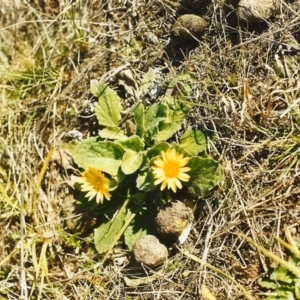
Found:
[136,168,156,192]
[94,204,127,254]
[270,266,293,283]
[146,142,170,159]
[258,278,279,289]
[180,129,207,155]
[99,126,125,140]
[153,122,180,141]
[187,157,223,197]
[133,103,145,138]
[73,139,125,176]
[265,291,296,300]
[164,73,193,124]
[144,103,168,136]
[164,94,189,124]
[117,135,145,152]
[295,278,300,299]
[170,142,199,158]
[121,150,143,175]
[124,206,157,250]
[116,135,145,174]
[267,290,295,300]
[94,84,122,126]
[167,73,193,100]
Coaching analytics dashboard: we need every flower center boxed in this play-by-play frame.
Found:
[164,161,179,178]
[86,170,106,191]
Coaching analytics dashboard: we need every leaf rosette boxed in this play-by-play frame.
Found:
[70,75,223,255]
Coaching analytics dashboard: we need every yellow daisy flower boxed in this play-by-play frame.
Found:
[151,148,191,193]
[74,167,111,204]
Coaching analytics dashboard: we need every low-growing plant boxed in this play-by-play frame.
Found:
[242,230,300,300]
[259,255,300,300]
[69,71,223,259]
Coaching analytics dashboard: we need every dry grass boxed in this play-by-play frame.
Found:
[1,0,300,299]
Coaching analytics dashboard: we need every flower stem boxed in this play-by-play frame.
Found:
[164,190,173,202]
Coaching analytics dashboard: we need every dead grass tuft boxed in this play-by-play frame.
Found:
[1,0,300,299]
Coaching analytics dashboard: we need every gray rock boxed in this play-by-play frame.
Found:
[173,14,208,40]
[132,235,168,267]
[156,201,194,241]
[237,0,280,24]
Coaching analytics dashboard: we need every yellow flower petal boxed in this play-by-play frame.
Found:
[154,159,165,167]
[151,148,191,193]
[161,179,168,191]
[168,178,177,193]
[180,167,191,172]
[154,177,165,185]
[73,167,111,204]
[180,157,190,167]
[174,178,182,189]
[177,172,190,181]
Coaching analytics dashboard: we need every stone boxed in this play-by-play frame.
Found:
[173,14,208,40]
[237,0,280,24]
[155,201,194,243]
[132,235,168,267]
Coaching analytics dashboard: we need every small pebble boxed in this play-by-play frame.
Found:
[173,14,208,40]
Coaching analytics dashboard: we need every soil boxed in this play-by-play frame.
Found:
[1,0,300,299]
